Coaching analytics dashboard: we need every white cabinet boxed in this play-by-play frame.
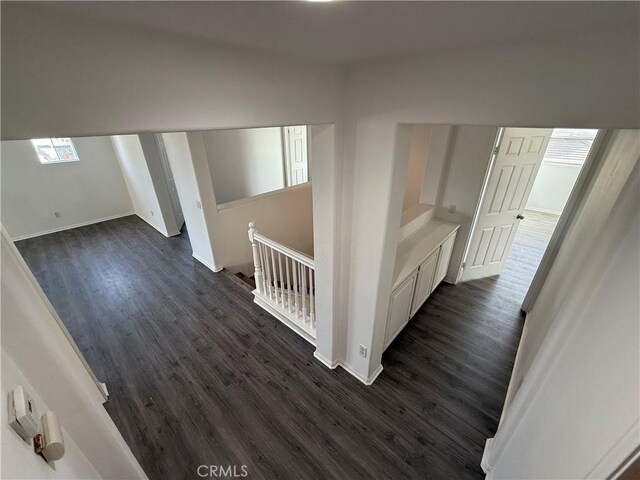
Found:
[384,270,417,349]
[433,231,457,289]
[385,220,459,351]
[410,250,438,318]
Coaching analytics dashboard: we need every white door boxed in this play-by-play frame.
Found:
[283,126,309,186]
[462,128,552,282]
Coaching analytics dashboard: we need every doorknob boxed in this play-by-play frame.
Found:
[516,214,525,220]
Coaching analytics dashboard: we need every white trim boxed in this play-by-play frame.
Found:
[589,421,640,479]
[253,294,316,346]
[135,213,171,238]
[10,211,135,241]
[337,361,384,386]
[521,129,606,312]
[192,252,223,272]
[481,438,494,474]
[313,351,339,369]
[100,382,109,398]
[216,182,311,211]
[166,229,182,237]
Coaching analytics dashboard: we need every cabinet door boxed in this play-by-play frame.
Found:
[433,231,457,289]
[410,250,439,318]
[385,271,417,349]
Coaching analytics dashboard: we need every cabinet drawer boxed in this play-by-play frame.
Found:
[410,250,439,318]
[385,270,418,349]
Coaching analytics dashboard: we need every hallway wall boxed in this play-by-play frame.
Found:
[486,155,639,479]
[111,134,176,236]
[1,137,133,241]
[338,28,639,382]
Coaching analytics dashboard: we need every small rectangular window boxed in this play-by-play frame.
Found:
[31,138,79,164]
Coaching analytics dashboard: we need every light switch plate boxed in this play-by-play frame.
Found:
[8,386,39,442]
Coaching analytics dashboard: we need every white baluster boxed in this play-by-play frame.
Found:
[285,257,292,313]
[309,268,315,328]
[263,244,272,300]
[301,264,307,324]
[259,243,267,294]
[277,252,285,307]
[293,259,300,319]
[270,247,278,306]
[247,222,263,294]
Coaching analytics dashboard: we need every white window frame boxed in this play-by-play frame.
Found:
[31,138,80,164]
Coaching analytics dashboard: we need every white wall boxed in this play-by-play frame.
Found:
[203,127,286,204]
[486,157,639,479]
[161,132,218,271]
[0,3,343,140]
[337,28,639,382]
[111,135,174,236]
[420,125,453,207]
[184,132,314,274]
[0,5,342,354]
[138,133,182,235]
[1,137,133,240]
[526,162,581,215]
[402,125,431,211]
[1,231,147,479]
[2,352,100,479]
[509,130,640,400]
[435,125,499,282]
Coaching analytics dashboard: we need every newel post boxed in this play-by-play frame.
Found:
[248,222,263,294]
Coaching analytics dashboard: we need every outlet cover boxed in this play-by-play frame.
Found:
[359,345,367,358]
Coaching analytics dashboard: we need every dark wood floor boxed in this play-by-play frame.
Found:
[15,214,554,479]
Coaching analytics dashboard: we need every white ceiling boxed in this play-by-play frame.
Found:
[45,1,639,64]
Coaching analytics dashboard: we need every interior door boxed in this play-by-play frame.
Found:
[283,126,309,186]
[462,128,552,282]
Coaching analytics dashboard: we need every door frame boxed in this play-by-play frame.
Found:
[521,128,607,311]
[458,127,606,311]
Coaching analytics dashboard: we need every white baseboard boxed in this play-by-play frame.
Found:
[99,382,109,399]
[135,214,176,238]
[481,437,494,474]
[314,351,384,386]
[192,252,223,273]
[313,351,339,369]
[10,212,135,241]
[338,361,384,386]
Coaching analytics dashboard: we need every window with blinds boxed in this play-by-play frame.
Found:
[31,138,80,164]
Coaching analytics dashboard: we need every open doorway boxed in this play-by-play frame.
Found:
[461,127,599,303]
